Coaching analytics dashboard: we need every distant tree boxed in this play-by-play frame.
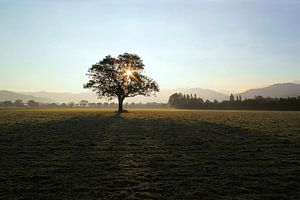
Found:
[79,100,88,108]
[168,93,300,111]
[61,103,67,107]
[47,103,58,108]
[84,53,159,112]
[109,102,116,108]
[96,102,102,107]
[68,102,75,108]
[27,100,39,107]
[205,99,211,104]
[255,96,264,101]
[88,103,96,108]
[198,98,204,104]
[1,100,13,107]
[168,93,182,107]
[103,102,109,107]
[14,99,24,107]
[230,94,235,102]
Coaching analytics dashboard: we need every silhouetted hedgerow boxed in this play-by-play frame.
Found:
[168,93,300,110]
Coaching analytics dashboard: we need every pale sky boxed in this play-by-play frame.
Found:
[0,0,299,93]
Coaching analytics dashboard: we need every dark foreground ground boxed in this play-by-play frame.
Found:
[0,108,299,199]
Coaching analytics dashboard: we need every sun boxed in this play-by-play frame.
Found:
[124,69,133,77]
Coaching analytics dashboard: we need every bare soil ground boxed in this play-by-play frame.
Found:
[0,109,299,199]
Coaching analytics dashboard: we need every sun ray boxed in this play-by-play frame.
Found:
[124,69,133,77]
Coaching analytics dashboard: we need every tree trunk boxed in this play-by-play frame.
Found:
[118,97,124,112]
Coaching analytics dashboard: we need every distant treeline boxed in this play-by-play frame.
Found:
[168,93,300,111]
[0,99,168,109]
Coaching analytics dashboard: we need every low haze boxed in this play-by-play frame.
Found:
[0,0,299,93]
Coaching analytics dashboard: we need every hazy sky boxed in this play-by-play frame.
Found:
[0,0,299,93]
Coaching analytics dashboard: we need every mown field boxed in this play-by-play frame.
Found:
[0,108,299,199]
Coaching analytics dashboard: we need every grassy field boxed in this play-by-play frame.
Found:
[0,108,299,199]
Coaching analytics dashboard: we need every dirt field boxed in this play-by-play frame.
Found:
[0,108,299,199]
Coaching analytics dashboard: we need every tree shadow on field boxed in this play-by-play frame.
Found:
[0,113,299,200]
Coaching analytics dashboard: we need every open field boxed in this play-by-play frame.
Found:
[0,108,300,199]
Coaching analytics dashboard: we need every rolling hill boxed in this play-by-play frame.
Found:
[19,91,100,103]
[2,82,299,103]
[238,83,300,99]
[19,88,229,103]
[0,90,53,103]
[1,88,228,103]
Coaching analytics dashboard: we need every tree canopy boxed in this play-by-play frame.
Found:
[84,53,159,112]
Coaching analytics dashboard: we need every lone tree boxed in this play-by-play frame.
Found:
[84,53,159,112]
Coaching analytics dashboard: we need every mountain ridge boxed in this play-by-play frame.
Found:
[17,88,229,103]
[1,82,300,103]
[0,90,53,102]
[237,83,300,99]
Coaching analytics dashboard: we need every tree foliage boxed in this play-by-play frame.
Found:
[84,53,159,111]
[168,93,300,110]
[27,100,39,107]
